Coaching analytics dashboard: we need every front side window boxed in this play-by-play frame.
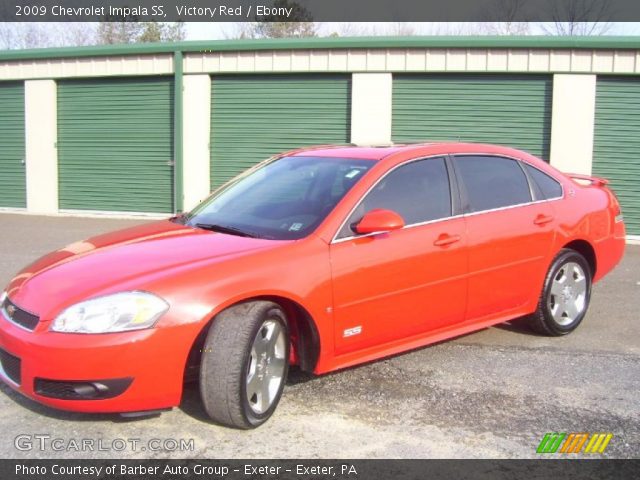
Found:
[184,156,373,240]
[454,155,531,213]
[337,157,452,238]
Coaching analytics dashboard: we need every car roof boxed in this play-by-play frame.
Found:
[289,145,414,160]
[288,143,529,161]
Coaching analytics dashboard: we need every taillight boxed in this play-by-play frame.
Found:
[609,189,623,222]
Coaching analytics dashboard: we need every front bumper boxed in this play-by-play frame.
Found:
[0,310,196,413]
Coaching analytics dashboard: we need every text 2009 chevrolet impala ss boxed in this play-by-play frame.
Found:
[0,143,626,428]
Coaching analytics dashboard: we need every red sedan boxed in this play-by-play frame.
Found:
[0,143,625,428]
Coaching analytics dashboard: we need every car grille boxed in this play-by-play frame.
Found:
[0,347,22,385]
[1,297,39,331]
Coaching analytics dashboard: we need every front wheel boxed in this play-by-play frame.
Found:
[199,301,289,429]
[526,249,592,336]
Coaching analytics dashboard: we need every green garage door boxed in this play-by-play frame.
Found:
[210,75,351,189]
[58,77,174,213]
[0,82,26,208]
[593,78,640,236]
[393,75,552,160]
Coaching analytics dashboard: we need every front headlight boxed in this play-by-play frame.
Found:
[0,291,6,304]
[50,291,169,334]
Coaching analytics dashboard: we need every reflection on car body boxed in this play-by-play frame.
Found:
[0,143,625,428]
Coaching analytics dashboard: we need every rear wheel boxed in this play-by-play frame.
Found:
[526,249,592,336]
[199,301,289,429]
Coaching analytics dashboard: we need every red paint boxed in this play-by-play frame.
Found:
[354,209,405,234]
[0,143,625,414]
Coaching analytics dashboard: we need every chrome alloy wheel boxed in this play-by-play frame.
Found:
[245,319,287,415]
[548,261,587,326]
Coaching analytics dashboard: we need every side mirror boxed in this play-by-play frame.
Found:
[354,209,405,235]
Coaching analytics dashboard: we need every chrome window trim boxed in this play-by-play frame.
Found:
[330,152,564,245]
[518,158,538,202]
[518,160,565,201]
[332,213,465,244]
[331,154,451,243]
[453,153,565,205]
[462,196,562,218]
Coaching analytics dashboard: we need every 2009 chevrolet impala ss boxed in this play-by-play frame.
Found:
[0,143,626,428]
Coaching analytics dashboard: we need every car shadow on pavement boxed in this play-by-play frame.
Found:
[177,382,207,422]
[494,317,548,337]
[0,382,160,423]
[0,319,545,426]
[0,370,312,426]
[178,319,549,423]
[178,366,316,423]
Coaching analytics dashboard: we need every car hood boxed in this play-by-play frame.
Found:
[5,220,286,317]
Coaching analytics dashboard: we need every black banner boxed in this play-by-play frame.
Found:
[1,459,639,480]
[2,0,640,22]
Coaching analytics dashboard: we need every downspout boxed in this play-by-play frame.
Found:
[173,50,184,213]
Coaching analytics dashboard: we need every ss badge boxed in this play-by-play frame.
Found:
[343,326,362,338]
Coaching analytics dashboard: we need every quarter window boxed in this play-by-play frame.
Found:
[524,163,563,200]
[338,157,452,238]
[455,155,531,212]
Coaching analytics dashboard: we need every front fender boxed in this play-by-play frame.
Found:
[146,235,334,374]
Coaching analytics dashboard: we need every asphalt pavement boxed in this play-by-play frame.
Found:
[0,213,638,459]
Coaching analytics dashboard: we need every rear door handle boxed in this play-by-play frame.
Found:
[433,233,461,247]
[533,214,554,226]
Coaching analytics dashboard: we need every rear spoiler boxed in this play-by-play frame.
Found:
[566,173,610,187]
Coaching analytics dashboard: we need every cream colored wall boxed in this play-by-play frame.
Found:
[182,75,212,211]
[2,49,638,79]
[184,48,640,74]
[0,54,173,81]
[350,73,392,145]
[6,46,638,227]
[24,80,58,214]
[549,74,597,175]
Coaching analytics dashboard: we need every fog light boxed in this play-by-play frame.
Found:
[34,378,133,400]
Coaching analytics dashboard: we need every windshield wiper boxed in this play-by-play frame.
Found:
[194,223,259,238]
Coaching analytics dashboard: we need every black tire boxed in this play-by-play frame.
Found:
[199,301,290,429]
[526,249,592,336]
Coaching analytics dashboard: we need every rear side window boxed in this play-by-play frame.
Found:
[524,164,563,200]
[337,157,452,238]
[455,155,531,212]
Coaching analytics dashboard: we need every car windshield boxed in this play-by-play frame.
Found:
[184,156,374,240]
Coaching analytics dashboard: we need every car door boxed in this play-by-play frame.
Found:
[330,156,468,356]
[452,155,556,321]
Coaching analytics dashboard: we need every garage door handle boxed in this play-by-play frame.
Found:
[533,214,554,226]
[433,233,461,247]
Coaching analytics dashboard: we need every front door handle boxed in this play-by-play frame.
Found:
[533,214,554,226]
[433,233,461,247]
